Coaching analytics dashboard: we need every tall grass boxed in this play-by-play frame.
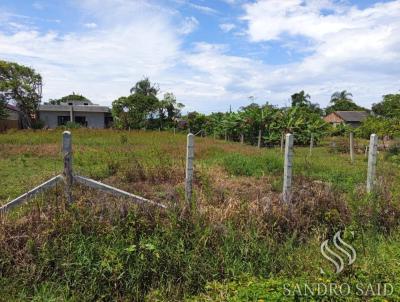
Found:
[1,130,400,301]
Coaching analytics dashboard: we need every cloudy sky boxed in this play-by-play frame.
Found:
[0,0,399,112]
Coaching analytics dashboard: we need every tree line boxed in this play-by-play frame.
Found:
[1,60,400,143]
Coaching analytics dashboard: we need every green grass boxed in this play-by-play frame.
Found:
[1,129,400,301]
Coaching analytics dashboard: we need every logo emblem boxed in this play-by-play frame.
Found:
[320,231,356,274]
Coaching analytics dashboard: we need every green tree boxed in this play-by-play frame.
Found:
[0,98,7,120]
[112,93,158,130]
[0,60,42,128]
[48,93,90,105]
[185,111,208,133]
[130,77,159,96]
[112,78,160,129]
[291,91,323,115]
[331,90,353,103]
[157,92,184,129]
[291,91,311,107]
[372,94,400,119]
[356,116,398,139]
[325,90,365,114]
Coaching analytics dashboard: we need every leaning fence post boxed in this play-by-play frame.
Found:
[185,133,195,206]
[350,132,354,163]
[366,133,378,193]
[63,131,73,203]
[283,133,293,203]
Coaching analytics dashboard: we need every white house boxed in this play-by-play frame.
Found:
[39,100,113,129]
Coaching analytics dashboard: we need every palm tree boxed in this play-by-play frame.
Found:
[130,77,159,96]
[330,90,353,104]
[291,90,311,107]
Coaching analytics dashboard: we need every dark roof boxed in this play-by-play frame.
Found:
[334,111,369,122]
[38,104,110,113]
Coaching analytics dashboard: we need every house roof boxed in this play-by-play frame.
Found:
[38,104,110,113]
[5,104,20,112]
[334,111,369,122]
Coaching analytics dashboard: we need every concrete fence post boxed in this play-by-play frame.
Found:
[350,132,354,163]
[63,131,73,203]
[280,132,284,153]
[185,133,195,205]
[257,129,262,148]
[283,133,294,203]
[309,134,314,156]
[367,133,378,193]
[240,133,244,144]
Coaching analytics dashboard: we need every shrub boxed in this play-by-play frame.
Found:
[387,143,400,157]
[329,123,350,136]
[65,121,81,129]
[356,116,400,139]
[31,119,45,129]
[253,178,351,240]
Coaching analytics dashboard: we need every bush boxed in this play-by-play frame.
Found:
[65,121,81,129]
[31,119,45,129]
[328,123,350,136]
[387,143,400,157]
[356,116,400,139]
[253,178,351,240]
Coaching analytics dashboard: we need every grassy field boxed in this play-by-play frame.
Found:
[1,129,400,301]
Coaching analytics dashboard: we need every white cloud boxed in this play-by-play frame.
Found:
[179,16,199,34]
[189,3,218,15]
[84,22,97,29]
[0,0,181,105]
[32,2,44,10]
[0,0,399,113]
[239,0,400,107]
[219,23,235,32]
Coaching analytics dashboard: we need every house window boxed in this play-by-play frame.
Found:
[57,116,70,126]
[74,116,87,127]
[84,103,88,105]
[68,102,73,105]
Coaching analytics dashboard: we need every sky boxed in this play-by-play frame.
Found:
[0,0,399,113]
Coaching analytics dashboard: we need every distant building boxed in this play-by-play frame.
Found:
[324,111,369,127]
[0,104,21,131]
[39,99,113,129]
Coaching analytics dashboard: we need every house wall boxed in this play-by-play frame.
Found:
[40,111,105,128]
[347,121,362,128]
[323,113,344,124]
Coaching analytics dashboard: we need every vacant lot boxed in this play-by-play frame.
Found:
[1,130,400,301]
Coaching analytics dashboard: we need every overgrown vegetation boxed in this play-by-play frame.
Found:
[0,60,42,128]
[1,130,399,301]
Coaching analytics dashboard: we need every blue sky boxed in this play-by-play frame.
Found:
[0,0,399,112]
